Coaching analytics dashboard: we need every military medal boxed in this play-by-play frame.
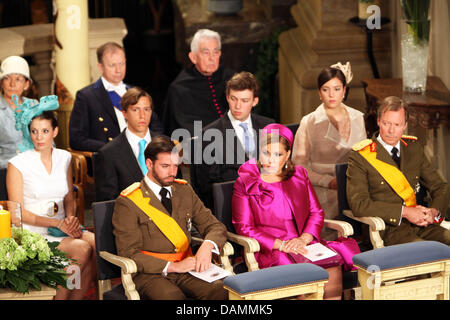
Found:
[187,216,192,232]
[414,182,420,194]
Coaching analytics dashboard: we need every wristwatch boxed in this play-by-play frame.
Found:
[434,211,443,224]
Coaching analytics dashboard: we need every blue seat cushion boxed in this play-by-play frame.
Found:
[353,241,450,271]
[223,264,329,295]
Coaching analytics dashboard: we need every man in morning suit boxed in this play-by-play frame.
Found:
[94,87,161,201]
[196,71,274,209]
[347,96,450,246]
[112,136,228,300]
[69,42,163,152]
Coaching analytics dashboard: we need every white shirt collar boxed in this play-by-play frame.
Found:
[377,135,401,156]
[144,175,172,201]
[125,128,151,160]
[227,110,253,130]
[101,77,127,96]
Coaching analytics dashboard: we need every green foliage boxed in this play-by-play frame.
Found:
[0,228,71,294]
[400,0,430,44]
[254,27,288,121]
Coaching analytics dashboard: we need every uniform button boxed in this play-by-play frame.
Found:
[98,117,104,122]
[381,181,384,184]
[104,127,109,132]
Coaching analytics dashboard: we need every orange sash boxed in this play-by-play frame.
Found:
[141,247,193,262]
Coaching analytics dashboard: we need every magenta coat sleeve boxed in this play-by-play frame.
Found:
[231,177,277,252]
[298,167,325,240]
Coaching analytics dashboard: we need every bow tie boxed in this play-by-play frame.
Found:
[107,83,126,94]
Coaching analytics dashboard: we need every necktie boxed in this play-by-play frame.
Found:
[138,139,148,175]
[239,122,255,155]
[391,147,400,168]
[159,188,172,214]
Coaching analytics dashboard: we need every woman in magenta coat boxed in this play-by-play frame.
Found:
[232,123,359,299]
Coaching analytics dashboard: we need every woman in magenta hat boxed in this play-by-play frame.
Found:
[232,123,360,300]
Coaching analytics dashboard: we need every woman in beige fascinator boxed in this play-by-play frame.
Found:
[291,62,367,232]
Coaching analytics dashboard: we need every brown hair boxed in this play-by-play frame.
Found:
[317,67,349,101]
[258,133,295,181]
[226,71,259,98]
[120,87,153,112]
[377,96,409,123]
[144,136,178,163]
[96,42,125,64]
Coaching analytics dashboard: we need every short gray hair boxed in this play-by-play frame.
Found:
[190,29,221,52]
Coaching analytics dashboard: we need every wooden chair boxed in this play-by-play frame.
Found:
[212,180,354,272]
[335,163,450,249]
[92,200,138,300]
[92,200,234,300]
[68,148,94,190]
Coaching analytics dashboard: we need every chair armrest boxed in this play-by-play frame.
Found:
[226,232,260,253]
[323,219,354,237]
[343,209,386,249]
[99,251,137,274]
[343,210,386,231]
[226,232,260,272]
[68,148,93,158]
[99,251,139,300]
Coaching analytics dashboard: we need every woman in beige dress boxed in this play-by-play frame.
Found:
[292,62,366,223]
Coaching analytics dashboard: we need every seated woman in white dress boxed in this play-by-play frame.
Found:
[292,62,367,223]
[7,108,96,300]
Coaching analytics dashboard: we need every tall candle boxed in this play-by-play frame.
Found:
[0,209,11,238]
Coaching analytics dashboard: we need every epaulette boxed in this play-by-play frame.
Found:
[174,178,188,185]
[352,139,373,151]
[401,135,418,141]
[120,182,141,197]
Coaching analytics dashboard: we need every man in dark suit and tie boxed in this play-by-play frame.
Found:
[95,87,161,201]
[196,71,274,209]
[69,42,163,152]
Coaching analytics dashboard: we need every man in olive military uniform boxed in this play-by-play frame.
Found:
[112,136,228,300]
[347,96,450,246]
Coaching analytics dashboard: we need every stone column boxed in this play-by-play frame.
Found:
[278,0,392,124]
[54,0,90,148]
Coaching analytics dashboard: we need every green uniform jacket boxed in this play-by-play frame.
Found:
[112,179,227,274]
[347,135,448,227]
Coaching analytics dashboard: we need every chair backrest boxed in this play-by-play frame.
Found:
[335,163,350,215]
[285,123,300,137]
[212,180,236,233]
[92,200,121,280]
[0,168,8,200]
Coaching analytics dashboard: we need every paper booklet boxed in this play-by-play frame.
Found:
[300,243,337,262]
[189,264,232,283]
